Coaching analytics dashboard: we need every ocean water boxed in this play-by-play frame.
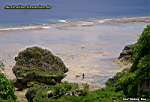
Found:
[0,0,149,27]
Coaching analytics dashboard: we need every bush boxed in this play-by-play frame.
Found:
[0,73,16,101]
[25,81,125,102]
[26,82,89,102]
[131,25,150,72]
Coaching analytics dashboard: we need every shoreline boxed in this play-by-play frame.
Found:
[0,16,150,32]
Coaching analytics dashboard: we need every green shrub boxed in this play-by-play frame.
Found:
[26,82,89,102]
[0,73,16,101]
[25,82,125,102]
[131,25,150,72]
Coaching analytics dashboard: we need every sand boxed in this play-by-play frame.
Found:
[0,17,149,87]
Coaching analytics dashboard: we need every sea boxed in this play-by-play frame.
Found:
[0,0,149,28]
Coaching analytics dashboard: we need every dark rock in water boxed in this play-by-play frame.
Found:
[12,47,68,88]
[118,44,135,62]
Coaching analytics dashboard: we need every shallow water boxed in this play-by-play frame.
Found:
[0,22,147,86]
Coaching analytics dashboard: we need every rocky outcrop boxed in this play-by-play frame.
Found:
[12,47,68,89]
[118,44,135,62]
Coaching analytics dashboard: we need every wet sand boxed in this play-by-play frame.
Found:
[0,17,149,87]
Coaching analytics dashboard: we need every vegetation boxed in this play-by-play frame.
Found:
[112,25,150,98]
[25,81,125,102]
[0,73,16,102]
[26,82,89,102]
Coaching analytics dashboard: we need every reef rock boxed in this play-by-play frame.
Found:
[118,44,134,62]
[12,47,68,88]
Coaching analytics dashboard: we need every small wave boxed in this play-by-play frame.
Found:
[97,19,113,24]
[0,19,68,31]
[77,21,94,26]
[0,25,52,31]
[0,16,149,31]
[58,20,67,23]
[96,16,150,24]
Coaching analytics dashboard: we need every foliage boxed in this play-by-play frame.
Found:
[26,81,125,102]
[26,82,89,102]
[131,25,150,71]
[113,25,150,98]
[0,73,16,101]
[106,68,129,87]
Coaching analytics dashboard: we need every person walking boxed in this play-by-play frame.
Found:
[82,73,85,79]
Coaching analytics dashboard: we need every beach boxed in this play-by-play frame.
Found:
[0,17,149,87]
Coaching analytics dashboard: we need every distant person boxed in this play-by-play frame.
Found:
[82,73,85,79]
